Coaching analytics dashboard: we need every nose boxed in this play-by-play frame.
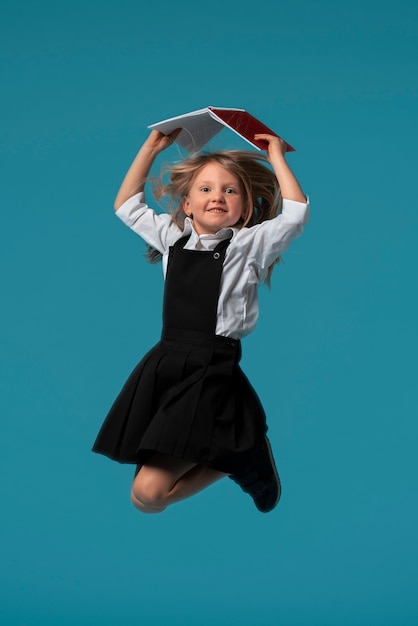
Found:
[211,188,225,202]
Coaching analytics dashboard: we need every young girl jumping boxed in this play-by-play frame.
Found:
[93,127,309,514]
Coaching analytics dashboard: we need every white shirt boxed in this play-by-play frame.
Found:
[116,192,310,339]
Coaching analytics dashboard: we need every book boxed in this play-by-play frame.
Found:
[148,106,295,153]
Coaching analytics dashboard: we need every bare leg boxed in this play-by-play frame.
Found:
[131,452,227,514]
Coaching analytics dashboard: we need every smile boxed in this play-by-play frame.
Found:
[207,208,227,213]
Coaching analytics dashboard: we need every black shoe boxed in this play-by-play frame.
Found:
[230,437,281,513]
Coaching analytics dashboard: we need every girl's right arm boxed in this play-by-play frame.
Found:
[114,129,181,210]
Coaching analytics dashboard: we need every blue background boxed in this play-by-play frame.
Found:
[1,0,417,624]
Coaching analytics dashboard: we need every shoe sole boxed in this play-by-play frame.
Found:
[260,436,281,513]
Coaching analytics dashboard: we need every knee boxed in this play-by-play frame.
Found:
[130,490,166,514]
[131,472,169,513]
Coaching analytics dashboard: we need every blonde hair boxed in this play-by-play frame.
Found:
[148,150,283,284]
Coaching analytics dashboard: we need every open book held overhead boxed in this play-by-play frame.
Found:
[148,107,295,153]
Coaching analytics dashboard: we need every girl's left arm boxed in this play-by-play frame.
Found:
[254,134,306,202]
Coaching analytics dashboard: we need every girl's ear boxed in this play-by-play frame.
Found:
[183,196,191,217]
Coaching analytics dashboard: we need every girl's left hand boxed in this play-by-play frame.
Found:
[254,133,286,160]
[255,134,306,202]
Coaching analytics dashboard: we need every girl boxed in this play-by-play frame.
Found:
[93,128,309,514]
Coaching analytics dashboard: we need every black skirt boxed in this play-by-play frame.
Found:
[92,329,267,475]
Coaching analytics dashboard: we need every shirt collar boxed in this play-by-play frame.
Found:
[183,217,238,241]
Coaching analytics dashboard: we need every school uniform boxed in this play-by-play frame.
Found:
[93,192,309,511]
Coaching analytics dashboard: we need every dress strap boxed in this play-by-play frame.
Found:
[213,236,232,252]
[172,235,191,249]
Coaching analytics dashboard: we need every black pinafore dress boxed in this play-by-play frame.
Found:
[92,234,267,475]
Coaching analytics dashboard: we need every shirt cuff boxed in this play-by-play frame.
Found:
[281,197,310,224]
[115,192,148,227]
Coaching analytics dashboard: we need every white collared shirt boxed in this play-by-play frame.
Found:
[116,192,309,339]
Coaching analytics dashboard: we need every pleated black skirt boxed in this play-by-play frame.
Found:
[92,329,267,475]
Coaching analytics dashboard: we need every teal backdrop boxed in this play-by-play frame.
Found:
[1,0,417,624]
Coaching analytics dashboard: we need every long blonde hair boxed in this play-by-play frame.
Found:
[148,150,283,284]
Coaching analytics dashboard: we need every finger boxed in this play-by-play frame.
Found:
[149,129,164,140]
[254,133,281,142]
[169,127,182,139]
[164,128,182,144]
[254,134,286,154]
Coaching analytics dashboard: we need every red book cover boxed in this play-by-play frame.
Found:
[208,107,295,152]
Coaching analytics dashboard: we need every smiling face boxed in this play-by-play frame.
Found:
[182,162,244,235]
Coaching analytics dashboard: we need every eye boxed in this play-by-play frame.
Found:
[225,187,238,194]
[200,186,210,192]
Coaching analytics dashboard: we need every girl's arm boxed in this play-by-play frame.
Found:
[254,133,306,203]
[114,129,181,210]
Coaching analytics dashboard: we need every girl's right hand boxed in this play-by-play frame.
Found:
[144,129,182,155]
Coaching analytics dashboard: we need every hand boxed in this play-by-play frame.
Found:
[255,134,305,202]
[144,128,182,155]
[254,133,286,161]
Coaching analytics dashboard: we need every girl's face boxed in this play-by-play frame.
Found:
[183,162,244,235]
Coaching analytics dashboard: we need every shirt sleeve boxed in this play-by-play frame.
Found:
[234,198,310,281]
[115,192,182,254]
